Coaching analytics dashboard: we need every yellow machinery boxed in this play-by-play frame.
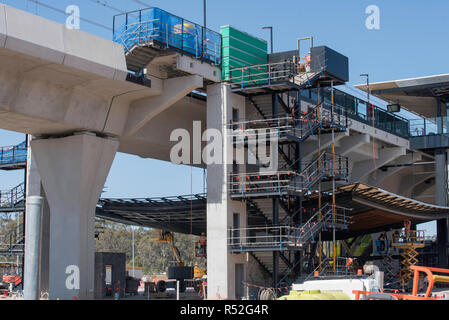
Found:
[152,230,206,279]
[392,229,425,287]
[278,289,350,300]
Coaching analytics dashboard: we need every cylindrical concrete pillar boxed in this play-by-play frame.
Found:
[24,196,43,300]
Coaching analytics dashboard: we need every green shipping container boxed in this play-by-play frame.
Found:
[220,25,268,86]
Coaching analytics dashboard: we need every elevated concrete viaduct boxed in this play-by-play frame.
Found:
[0,4,447,300]
[0,4,214,299]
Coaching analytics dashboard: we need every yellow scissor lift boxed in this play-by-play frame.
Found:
[392,230,425,288]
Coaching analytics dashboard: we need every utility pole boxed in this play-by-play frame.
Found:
[262,26,273,54]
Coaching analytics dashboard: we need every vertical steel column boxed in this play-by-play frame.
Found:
[22,134,29,283]
[272,93,279,289]
[317,84,323,270]
[273,197,279,289]
[437,98,443,135]
[294,93,302,276]
[435,148,448,267]
[272,94,279,116]
[331,81,337,273]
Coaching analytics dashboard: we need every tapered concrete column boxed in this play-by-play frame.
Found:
[31,133,119,300]
[206,83,247,299]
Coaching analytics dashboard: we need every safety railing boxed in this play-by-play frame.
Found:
[229,204,351,252]
[227,61,296,89]
[227,102,348,142]
[226,58,328,90]
[0,183,25,211]
[229,152,349,197]
[229,225,302,251]
[391,230,425,247]
[305,87,411,139]
[0,141,27,167]
[298,151,349,192]
[229,171,299,196]
[113,7,221,65]
[409,116,449,137]
[299,203,352,237]
[302,257,357,282]
[0,223,24,254]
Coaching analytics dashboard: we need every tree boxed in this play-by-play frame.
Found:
[95,220,206,276]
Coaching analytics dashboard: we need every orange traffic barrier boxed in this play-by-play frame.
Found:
[353,265,449,300]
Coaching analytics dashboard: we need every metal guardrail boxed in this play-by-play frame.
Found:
[0,223,24,254]
[226,60,325,90]
[229,203,352,252]
[0,141,27,167]
[306,87,410,139]
[227,61,294,88]
[301,257,356,282]
[229,225,301,251]
[113,7,221,65]
[409,116,449,137]
[229,151,349,197]
[392,230,426,247]
[227,102,348,142]
[0,183,25,211]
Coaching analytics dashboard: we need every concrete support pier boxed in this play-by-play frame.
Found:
[30,132,119,299]
[206,84,247,299]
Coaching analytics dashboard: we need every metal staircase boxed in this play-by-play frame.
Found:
[229,151,349,198]
[229,202,351,252]
[239,96,347,143]
[113,7,221,74]
[0,223,24,256]
[0,183,25,213]
[293,203,351,247]
[226,45,351,289]
[250,251,291,278]
[228,61,327,93]
[296,256,355,284]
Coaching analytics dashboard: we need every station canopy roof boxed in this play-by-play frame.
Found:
[324,183,449,236]
[96,184,449,238]
[355,74,449,118]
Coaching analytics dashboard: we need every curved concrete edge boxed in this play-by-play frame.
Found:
[0,4,127,81]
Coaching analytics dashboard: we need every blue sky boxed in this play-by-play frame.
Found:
[1,0,448,234]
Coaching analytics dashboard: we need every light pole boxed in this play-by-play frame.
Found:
[262,26,273,54]
[203,0,207,60]
[360,73,370,105]
[361,73,377,178]
[204,0,206,30]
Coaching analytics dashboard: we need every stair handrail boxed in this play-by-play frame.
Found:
[0,182,25,209]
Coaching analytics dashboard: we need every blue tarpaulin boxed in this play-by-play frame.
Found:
[0,141,26,166]
[113,7,221,65]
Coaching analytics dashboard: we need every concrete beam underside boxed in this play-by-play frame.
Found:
[350,147,406,183]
